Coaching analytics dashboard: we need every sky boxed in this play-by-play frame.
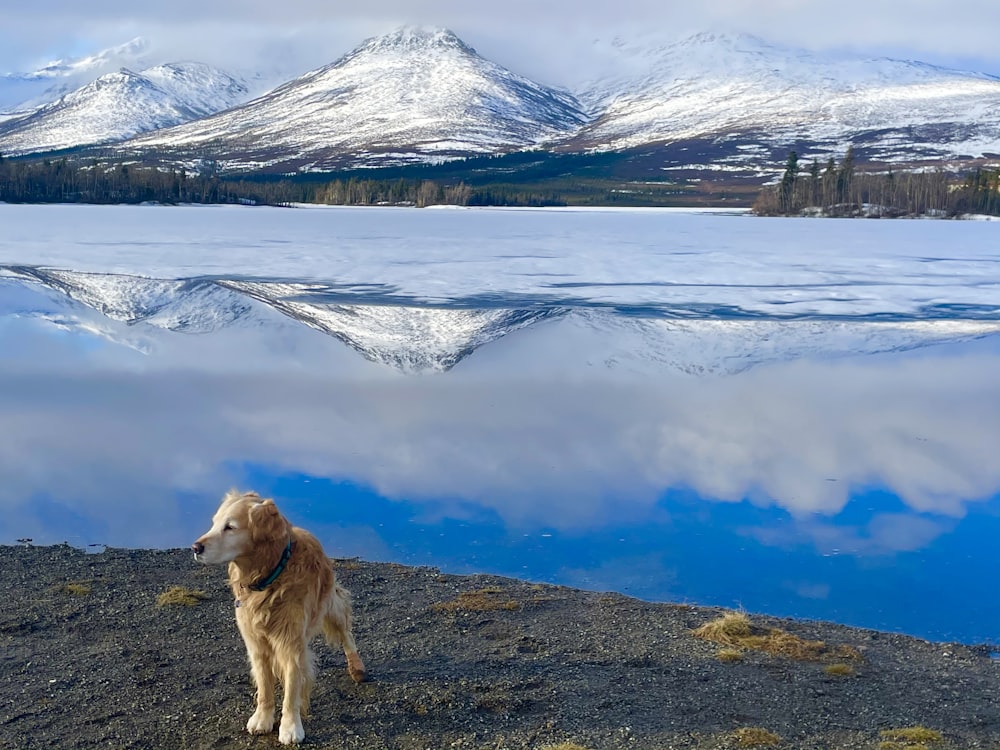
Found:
[2,0,1000,90]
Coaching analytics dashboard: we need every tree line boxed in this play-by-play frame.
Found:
[754,147,1000,217]
[0,154,567,207]
[0,156,309,205]
[312,178,562,207]
[6,149,995,214]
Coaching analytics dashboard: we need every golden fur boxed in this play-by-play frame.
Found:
[192,490,364,745]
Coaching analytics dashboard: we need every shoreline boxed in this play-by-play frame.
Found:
[3,544,999,749]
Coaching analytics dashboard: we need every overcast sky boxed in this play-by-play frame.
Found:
[2,0,1000,88]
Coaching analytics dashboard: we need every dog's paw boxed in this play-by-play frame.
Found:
[246,708,275,735]
[348,653,366,684]
[278,718,305,744]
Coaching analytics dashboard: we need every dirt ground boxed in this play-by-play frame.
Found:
[2,544,999,750]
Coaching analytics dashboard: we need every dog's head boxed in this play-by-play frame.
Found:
[191,490,289,564]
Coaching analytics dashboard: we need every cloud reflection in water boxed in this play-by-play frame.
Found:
[1,317,999,642]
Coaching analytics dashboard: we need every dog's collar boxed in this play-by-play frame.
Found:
[247,539,293,592]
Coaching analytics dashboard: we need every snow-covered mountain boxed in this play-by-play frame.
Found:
[567,32,1000,165]
[5,28,1000,172]
[124,26,587,171]
[0,37,151,113]
[0,62,249,155]
[5,267,1000,375]
[22,38,150,82]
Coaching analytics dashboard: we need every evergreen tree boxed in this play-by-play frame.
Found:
[779,151,799,213]
[809,159,820,206]
[837,145,855,204]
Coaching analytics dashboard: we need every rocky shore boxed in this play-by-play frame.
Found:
[2,545,998,749]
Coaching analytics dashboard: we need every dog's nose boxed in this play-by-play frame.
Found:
[192,542,205,556]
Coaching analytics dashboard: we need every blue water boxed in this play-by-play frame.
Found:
[222,470,1000,645]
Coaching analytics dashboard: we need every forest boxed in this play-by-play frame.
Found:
[0,154,572,207]
[2,149,998,215]
[753,147,1000,217]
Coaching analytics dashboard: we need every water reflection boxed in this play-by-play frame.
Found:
[2,309,999,643]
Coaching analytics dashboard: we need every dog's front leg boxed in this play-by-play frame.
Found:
[241,629,276,735]
[276,642,307,744]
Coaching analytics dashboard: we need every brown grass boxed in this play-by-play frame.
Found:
[695,611,753,643]
[878,726,944,749]
[156,586,209,607]
[693,611,862,663]
[717,648,744,663]
[732,726,781,747]
[58,581,92,596]
[539,744,590,750]
[432,587,520,613]
[824,663,856,677]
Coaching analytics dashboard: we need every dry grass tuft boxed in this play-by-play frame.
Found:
[878,726,944,749]
[156,586,209,607]
[732,726,781,747]
[693,611,862,663]
[432,587,520,613]
[717,648,744,663]
[693,611,753,644]
[824,663,856,677]
[539,744,591,750]
[59,581,92,596]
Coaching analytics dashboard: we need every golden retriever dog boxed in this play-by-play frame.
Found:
[192,490,364,744]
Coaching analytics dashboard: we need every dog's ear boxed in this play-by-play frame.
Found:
[249,498,284,543]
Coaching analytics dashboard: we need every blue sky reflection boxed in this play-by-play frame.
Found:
[230,471,1000,645]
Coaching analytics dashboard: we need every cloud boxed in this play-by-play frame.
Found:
[2,1,999,85]
[748,512,955,556]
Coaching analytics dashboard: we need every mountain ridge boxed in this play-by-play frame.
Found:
[0,62,248,155]
[123,26,587,171]
[2,27,1000,175]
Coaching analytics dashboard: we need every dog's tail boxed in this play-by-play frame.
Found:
[322,581,366,684]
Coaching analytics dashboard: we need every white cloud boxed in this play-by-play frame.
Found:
[2,1,999,87]
[749,512,954,556]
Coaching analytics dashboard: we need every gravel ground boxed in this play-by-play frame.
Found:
[2,544,999,750]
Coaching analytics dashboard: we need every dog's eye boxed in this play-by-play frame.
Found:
[224,522,235,531]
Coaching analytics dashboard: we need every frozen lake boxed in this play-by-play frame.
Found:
[1,203,999,644]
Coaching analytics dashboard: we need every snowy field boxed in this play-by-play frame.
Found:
[1,203,999,642]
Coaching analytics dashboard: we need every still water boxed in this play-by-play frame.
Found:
[1,204,999,645]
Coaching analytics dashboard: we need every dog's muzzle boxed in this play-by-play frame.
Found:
[191,542,205,561]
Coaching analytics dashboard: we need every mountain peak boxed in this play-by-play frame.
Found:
[28,37,150,81]
[678,31,771,49]
[77,68,151,94]
[355,26,473,56]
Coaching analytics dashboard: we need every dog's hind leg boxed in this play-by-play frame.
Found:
[322,582,365,683]
[299,644,317,719]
